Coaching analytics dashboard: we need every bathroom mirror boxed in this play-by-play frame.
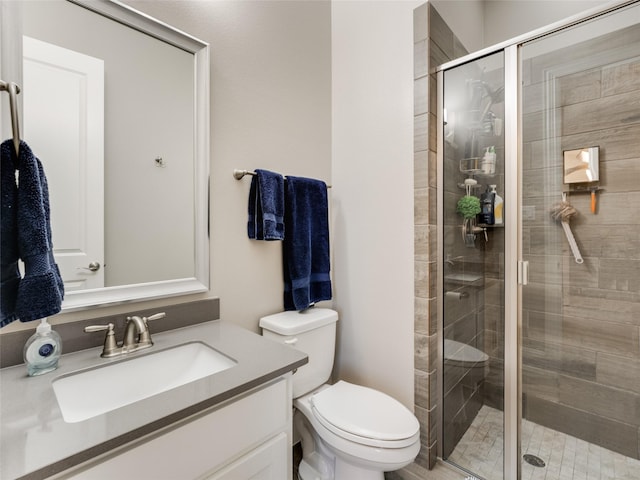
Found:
[563,146,599,184]
[1,0,210,311]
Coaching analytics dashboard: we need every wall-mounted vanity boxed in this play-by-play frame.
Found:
[0,315,307,479]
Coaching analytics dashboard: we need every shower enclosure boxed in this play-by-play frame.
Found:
[437,2,640,479]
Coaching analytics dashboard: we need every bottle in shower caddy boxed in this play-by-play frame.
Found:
[479,187,495,225]
[491,185,504,225]
[481,146,496,175]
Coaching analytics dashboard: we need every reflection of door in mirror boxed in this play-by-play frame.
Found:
[22,36,104,291]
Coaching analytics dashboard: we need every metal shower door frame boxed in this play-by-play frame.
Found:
[436,1,638,478]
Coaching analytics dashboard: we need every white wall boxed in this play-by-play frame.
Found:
[2,0,418,410]
[331,0,420,409]
[0,0,332,333]
[432,0,609,54]
[484,0,610,47]
[121,1,333,333]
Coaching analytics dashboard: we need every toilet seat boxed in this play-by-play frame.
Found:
[309,381,420,449]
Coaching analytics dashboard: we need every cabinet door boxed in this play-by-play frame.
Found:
[59,378,289,480]
[205,433,287,480]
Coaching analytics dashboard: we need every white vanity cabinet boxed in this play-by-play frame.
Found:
[56,375,292,480]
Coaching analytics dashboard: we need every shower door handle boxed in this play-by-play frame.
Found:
[518,261,529,286]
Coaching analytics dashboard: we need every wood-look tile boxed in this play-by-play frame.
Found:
[414,297,429,336]
[523,337,597,380]
[524,396,639,460]
[414,113,428,152]
[415,260,429,299]
[602,57,640,97]
[559,374,640,425]
[412,2,428,44]
[415,332,430,372]
[415,224,429,262]
[562,89,640,137]
[596,352,640,395]
[575,224,640,259]
[600,158,640,194]
[430,39,450,72]
[429,4,454,61]
[598,258,640,293]
[526,310,639,357]
[564,286,640,327]
[415,75,428,116]
[415,368,430,408]
[414,150,428,189]
[560,123,640,162]
[414,187,429,226]
[557,67,602,106]
[414,39,428,79]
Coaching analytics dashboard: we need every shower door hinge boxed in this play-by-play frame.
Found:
[518,261,529,285]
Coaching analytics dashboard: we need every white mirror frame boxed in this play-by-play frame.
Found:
[0,0,210,312]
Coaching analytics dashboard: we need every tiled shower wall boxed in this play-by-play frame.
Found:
[412,1,437,472]
[407,3,469,475]
[520,24,640,460]
[405,5,640,478]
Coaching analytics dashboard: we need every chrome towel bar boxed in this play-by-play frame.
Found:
[233,169,331,188]
[0,80,22,156]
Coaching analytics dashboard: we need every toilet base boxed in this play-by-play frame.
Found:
[334,460,384,480]
[295,407,414,480]
[298,454,332,480]
[297,449,384,480]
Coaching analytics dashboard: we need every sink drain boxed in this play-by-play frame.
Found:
[523,454,546,467]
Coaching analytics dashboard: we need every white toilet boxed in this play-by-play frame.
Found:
[260,308,420,480]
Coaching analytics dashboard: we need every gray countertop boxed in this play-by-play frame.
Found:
[0,320,307,480]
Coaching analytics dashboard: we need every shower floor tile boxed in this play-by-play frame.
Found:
[447,405,640,480]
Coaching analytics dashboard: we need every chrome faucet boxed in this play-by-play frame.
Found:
[85,312,166,358]
[123,315,151,351]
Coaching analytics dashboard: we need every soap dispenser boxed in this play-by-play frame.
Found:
[23,318,62,376]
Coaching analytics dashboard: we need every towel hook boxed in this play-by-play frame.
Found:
[0,80,21,156]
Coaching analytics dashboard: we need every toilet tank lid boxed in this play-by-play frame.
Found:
[259,308,338,335]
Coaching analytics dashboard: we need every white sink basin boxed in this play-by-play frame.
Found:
[53,342,237,423]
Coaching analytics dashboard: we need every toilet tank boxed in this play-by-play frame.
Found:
[259,308,338,398]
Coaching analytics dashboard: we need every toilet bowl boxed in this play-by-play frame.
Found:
[259,309,420,480]
[295,382,420,479]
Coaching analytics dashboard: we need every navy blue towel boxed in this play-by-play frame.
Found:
[283,176,332,311]
[247,169,285,241]
[1,140,64,327]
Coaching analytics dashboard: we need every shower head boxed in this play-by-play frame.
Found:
[478,83,504,126]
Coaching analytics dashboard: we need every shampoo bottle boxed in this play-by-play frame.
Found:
[490,185,504,225]
[479,188,495,225]
[23,318,62,376]
[481,146,496,175]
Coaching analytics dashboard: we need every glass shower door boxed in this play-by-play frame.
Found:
[441,51,506,480]
[519,3,640,479]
